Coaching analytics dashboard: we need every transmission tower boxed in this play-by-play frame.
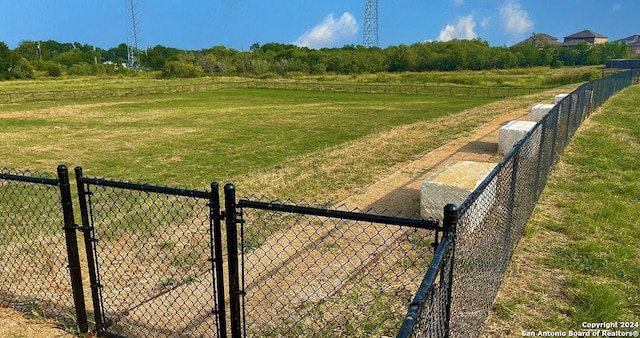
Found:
[126,0,142,68]
[363,0,379,47]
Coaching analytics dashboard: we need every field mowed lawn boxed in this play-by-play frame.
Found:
[1,88,496,195]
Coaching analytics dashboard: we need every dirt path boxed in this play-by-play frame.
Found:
[340,108,529,216]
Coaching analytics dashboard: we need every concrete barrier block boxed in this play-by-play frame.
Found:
[554,94,569,104]
[421,161,497,232]
[530,103,555,122]
[498,120,537,154]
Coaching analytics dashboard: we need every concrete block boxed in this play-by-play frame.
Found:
[498,120,537,155]
[554,94,569,104]
[421,161,497,233]
[530,103,555,122]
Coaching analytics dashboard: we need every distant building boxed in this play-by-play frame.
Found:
[562,30,608,46]
[616,34,640,56]
[512,33,560,48]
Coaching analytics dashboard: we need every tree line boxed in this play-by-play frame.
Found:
[0,37,631,80]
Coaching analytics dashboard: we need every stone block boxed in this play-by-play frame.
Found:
[530,103,555,122]
[554,93,569,104]
[421,161,497,233]
[498,120,537,154]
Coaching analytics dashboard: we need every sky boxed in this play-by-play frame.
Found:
[0,0,638,51]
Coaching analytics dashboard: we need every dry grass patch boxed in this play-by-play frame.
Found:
[0,305,76,338]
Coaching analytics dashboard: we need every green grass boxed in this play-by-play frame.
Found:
[0,88,495,191]
[548,86,640,324]
[489,85,640,333]
[0,66,598,97]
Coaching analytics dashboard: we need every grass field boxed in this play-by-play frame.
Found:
[0,66,599,94]
[485,85,640,335]
[1,87,499,200]
[0,70,595,336]
[1,70,588,204]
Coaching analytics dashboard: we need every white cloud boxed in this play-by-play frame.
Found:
[293,12,358,49]
[437,15,477,42]
[481,17,491,28]
[452,0,464,6]
[612,4,622,11]
[500,0,533,36]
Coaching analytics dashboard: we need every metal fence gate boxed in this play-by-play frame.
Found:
[74,168,226,337]
[1,166,450,337]
[221,184,446,337]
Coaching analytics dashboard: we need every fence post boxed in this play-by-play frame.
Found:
[57,165,89,334]
[74,166,106,332]
[442,203,458,338]
[563,91,574,147]
[534,122,548,200]
[548,107,560,166]
[224,183,242,338]
[504,152,519,259]
[210,183,227,337]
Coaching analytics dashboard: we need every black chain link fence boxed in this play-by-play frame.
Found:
[75,174,224,337]
[448,69,640,337]
[236,197,439,337]
[0,168,76,327]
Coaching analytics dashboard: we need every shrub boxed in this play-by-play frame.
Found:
[161,61,204,78]
[67,63,93,76]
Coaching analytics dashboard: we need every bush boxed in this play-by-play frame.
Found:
[67,63,93,76]
[45,62,63,77]
[161,61,204,78]
[31,60,63,77]
[7,58,35,79]
[91,63,106,76]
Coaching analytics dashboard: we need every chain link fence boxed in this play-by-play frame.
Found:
[75,173,224,337]
[235,197,439,337]
[0,168,76,327]
[448,69,640,337]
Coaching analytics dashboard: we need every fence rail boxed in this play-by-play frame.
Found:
[0,80,541,104]
[1,69,638,337]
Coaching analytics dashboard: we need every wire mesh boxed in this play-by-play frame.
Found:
[449,69,640,337]
[411,236,454,338]
[80,181,221,338]
[238,198,436,337]
[0,168,76,326]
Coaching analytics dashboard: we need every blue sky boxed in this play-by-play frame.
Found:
[1,0,638,51]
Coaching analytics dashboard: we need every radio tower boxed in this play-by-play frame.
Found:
[363,0,379,47]
[126,0,142,68]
